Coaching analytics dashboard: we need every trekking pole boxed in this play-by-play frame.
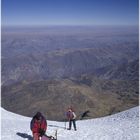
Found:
[64,120,66,129]
[55,129,57,140]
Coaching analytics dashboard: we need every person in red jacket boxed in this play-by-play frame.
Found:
[30,112,47,140]
[66,107,77,131]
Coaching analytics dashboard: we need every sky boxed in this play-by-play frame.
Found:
[1,0,139,26]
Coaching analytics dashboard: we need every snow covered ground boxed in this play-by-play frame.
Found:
[1,106,139,140]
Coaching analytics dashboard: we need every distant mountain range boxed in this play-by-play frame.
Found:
[1,26,139,120]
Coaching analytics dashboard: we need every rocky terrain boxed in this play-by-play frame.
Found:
[1,26,139,120]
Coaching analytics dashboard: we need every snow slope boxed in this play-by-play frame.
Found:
[1,106,139,140]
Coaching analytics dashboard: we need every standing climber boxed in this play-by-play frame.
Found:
[66,107,77,131]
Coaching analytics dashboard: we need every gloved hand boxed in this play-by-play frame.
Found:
[39,128,45,136]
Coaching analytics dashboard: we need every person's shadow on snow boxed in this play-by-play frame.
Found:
[16,132,33,140]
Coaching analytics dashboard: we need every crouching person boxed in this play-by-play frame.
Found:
[30,112,47,140]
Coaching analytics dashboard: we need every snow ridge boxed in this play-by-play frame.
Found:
[1,106,139,140]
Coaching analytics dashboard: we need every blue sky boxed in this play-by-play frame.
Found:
[2,0,139,26]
